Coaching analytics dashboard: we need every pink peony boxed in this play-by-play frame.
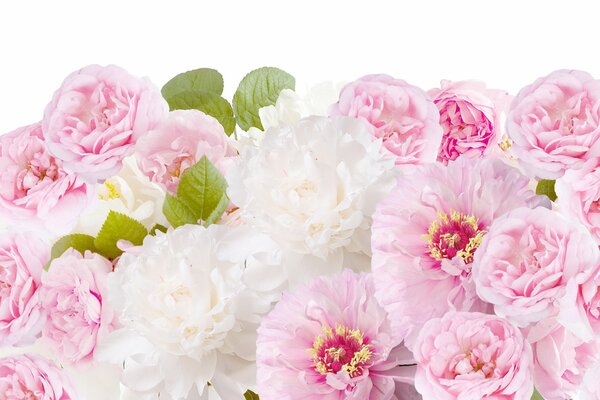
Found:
[0,233,48,346]
[414,311,533,400]
[41,249,116,364]
[0,123,92,233]
[527,318,599,400]
[555,158,600,244]
[473,206,599,327]
[135,109,237,193]
[43,64,168,181]
[371,157,546,347]
[256,270,415,400]
[428,80,511,164]
[329,74,442,166]
[581,361,600,400]
[507,69,600,179]
[0,353,76,399]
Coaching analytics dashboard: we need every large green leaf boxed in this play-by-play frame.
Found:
[47,234,97,268]
[162,194,198,228]
[162,68,224,98]
[94,211,148,259]
[166,90,235,135]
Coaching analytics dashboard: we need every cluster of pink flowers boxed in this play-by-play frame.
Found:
[2,64,600,400]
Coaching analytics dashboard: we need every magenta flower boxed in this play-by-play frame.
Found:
[256,270,415,400]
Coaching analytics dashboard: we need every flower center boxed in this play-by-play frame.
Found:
[308,324,372,378]
[98,179,121,200]
[450,348,496,379]
[423,210,485,264]
[16,158,60,194]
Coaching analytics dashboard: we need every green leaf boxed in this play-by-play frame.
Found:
[94,211,148,259]
[176,155,229,226]
[149,224,168,235]
[531,388,544,400]
[243,390,260,400]
[165,90,236,135]
[48,234,96,267]
[162,68,224,99]
[535,179,557,201]
[232,66,295,131]
[163,194,198,228]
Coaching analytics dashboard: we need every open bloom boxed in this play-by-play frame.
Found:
[329,74,442,166]
[414,311,533,400]
[555,158,600,244]
[0,354,77,399]
[0,123,92,234]
[41,250,116,364]
[473,206,599,327]
[97,224,272,400]
[256,270,415,400]
[581,361,600,400]
[136,109,237,194]
[0,233,48,346]
[371,157,546,346]
[507,69,600,179]
[428,80,511,164]
[43,64,167,181]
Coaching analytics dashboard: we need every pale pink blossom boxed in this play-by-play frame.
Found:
[0,233,48,346]
[473,206,599,327]
[581,361,600,400]
[329,74,442,166]
[256,270,415,400]
[43,64,168,181]
[0,123,92,233]
[413,311,533,400]
[135,109,237,193]
[428,80,511,164]
[507,69,600,179]
[371,157,546,347]
[41,249,116,364]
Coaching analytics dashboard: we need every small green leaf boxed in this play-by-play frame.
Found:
[243,390,260,400]
[176,155,229,226]
[232,66,295,131]
[166,90,236,135]
[163,194,198,228]
[162,68,224,99]
[94,211,148,259]
[535,179,557,201]
[531,388,544,400]
[149,224,168,235]
[48,234,97,267]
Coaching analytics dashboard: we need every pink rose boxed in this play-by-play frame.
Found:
[428,80,511,164]
[43,64,168,181]
[329,74,442,166]
[555,158,600,244]
[413,311,533,400]
[473,207,599,327]
[0,233,48,346]
[0,123,92,233]
[507,69,600,179]
[581,361,600,400]
[135,109,237,193]
[0,354,77,399]
[41,249,116,364]
[527,318,599,400]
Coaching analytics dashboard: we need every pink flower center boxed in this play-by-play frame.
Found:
[16,156,60,195]
[449,346,496,379]
[423,210,486,264]
[309,324,372,378]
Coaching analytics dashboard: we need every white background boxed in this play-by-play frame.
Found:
[2,0,600,134]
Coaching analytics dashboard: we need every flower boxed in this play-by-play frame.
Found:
[413,311,534,400]
[555,158,600,244]
[473,206,599,327]
[256,270,415,400]
[371,157,546,347]
[97,224,271,400]
[0,354,77,399]
[135,109,237,194]
[329,74,442,166]
[507,69,600,179]
[581,361,600,400]
[0,233,48,346]
[228,116,394,284]
[527,318,599,400]
[41,249,116,364]
[428,80,512,164]
[43,64,168,181]
[0,123,92,234]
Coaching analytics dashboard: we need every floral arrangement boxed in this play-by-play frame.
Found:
[1,64,600,400]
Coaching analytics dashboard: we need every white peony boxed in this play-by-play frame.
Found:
[97,224,273,400]
[228,116,395,284]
